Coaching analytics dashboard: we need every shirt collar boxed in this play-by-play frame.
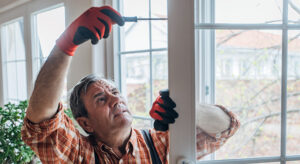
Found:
[91,128,139,157]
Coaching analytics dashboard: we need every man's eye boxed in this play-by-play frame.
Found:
[97,97,106,102]
[113,91,119,95]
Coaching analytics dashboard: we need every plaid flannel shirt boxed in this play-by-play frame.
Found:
[21,103,240,163]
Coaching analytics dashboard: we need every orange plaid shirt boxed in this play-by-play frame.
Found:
[21,104,239,163]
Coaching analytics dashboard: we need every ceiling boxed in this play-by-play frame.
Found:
[0,0,30,14]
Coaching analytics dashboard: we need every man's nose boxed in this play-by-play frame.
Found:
[108,93,121,108]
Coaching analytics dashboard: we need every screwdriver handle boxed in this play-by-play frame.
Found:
[123,16,138,22]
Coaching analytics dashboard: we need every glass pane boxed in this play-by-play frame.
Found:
[33,6,65,78]
[1,20,25,61]
[287,30,300,155]
[132,118,152,129]
[215,0,283,24]
[288,161,300,164]
[152,51,168,99]
[121,21,150,51]
[17,62,27,101]
[152,20,167,49]
[6,63,18,101]
[214,30,282,159]
[288,0,300,24]
[151,0,167,18]
[122,0,149,18]
[121,53,151,116]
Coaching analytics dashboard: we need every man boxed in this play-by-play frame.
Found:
[21,5,240,163]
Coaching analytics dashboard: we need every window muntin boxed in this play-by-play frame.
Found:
[1,18,27,104]
[117,0,168,128]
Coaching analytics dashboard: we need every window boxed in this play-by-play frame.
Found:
[1,18,27,104]
[196,0,300,163]
[116,0,168,129]
[32,5,66,101]
[32,5,65,79]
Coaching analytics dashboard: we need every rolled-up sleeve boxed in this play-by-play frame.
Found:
[196,105,240,160]
[21,103,82,163]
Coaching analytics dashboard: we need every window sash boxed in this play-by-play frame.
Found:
[196,0,299,163]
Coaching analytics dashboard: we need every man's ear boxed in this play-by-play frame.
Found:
[76,117,94,133]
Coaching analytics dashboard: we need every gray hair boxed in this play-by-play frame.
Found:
[69,74,116,119]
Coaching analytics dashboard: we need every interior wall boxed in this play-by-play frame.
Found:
[0,0,30,14]
[64,0,94,92]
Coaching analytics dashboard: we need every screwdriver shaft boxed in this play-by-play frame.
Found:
[123,16,167,22]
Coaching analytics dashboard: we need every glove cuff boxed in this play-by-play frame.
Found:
[154,120,169,131]
[56,31,78,56]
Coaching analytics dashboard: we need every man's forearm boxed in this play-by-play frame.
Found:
[196,104,231,134]
[26,46,72,123]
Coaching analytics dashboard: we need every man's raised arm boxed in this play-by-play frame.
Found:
[26,6,125,123]
[26,47,71,123]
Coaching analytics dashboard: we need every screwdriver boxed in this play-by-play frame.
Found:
[123,16,167,22]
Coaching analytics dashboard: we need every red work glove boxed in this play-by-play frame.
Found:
[150,89,178,131]
[56,6,124,56]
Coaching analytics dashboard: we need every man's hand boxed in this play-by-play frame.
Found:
[150,89,178,131]
[56,6,124,56]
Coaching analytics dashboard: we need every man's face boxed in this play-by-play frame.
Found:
[81,80,133,137]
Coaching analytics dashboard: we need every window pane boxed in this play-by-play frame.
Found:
[1,20,25,61]
[287,30,300,155]
[121,53,151,116]
[152,51,168,99]
[36,6,65,57]
[152,20,167,49]
[151,0,167,18]
[6,63,18,100]
[121,21,150,51]
[17,62,27,100]
[214,30,282,158]
[215,0,283,24]
[122,0,149,18]
[33,6,65,77]
[132,118,152,129]
[288,0,300,24]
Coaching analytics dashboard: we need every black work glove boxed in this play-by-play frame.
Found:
[149,89,178,131]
